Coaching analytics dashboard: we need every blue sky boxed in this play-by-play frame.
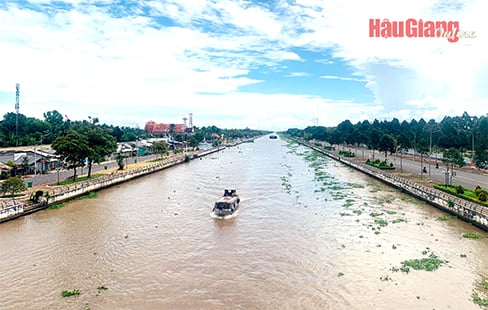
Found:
[0,0,486,131]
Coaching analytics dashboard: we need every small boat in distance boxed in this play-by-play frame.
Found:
[212,189,240,218]
[269,134,278,139]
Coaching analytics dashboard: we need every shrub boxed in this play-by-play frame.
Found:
[478,192,488,202]
[1,177,26,197]
[475,187,488,196]
[30,190,45,203]
[456,185,464,194]
[475,185,482,192]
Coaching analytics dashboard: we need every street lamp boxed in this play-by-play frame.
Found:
[471,131,475,166]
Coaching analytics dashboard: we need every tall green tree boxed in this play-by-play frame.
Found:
[150,141,169,158]
[443,148,466,167]
[52,131,91,180]
[85,127,117,178]
[44,110,65,138]
[378,134,396,159]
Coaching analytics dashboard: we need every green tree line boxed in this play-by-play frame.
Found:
[286,112,488,168]
[0,110,145,147]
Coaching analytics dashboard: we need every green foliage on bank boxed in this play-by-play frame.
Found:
[366,159,395,170]
[339,150,355,157]
[48,192,97,210]
[434,184,488,207]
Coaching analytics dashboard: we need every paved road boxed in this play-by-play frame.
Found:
[344,146,488,190]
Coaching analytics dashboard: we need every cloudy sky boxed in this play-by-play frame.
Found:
[0,0,486,131]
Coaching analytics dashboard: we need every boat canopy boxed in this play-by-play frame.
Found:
[224,189,237,197]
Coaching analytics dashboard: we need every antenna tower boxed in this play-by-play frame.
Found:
[15,83,20,147]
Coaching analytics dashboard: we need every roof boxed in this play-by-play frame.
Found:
[0,162,12,171]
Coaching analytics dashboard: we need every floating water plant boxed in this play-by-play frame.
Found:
[392,218,407,224]
[380,275,392,281]
[473,294,488,306]
[399,253,444,272]
[62,289,81,297]
[370,212,383,218]
[462,232,482,239]
[437,215,455,221]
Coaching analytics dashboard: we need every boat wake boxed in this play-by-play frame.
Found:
[210,208,240,220]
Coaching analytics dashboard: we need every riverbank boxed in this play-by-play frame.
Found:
[0,146,227,224]
[292,137,488,231]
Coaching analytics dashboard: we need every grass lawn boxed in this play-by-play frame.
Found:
[51,174,105,186]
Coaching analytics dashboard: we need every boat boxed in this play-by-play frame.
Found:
[212,189,240,218]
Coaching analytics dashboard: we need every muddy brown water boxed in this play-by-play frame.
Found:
[1,137,487,309]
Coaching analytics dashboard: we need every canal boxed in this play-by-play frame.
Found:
[1,136,487,309]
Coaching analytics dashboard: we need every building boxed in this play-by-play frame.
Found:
[144,113,194,135]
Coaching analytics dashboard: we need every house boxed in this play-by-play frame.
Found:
[0,149,60,175]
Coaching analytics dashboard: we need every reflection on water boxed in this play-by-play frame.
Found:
[0,136,487,309]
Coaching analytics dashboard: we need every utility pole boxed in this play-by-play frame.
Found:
[429,129,432,176]
[15,83,20,147]
[471,131,475,165]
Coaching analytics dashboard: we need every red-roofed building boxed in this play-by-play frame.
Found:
[145,114,194,135]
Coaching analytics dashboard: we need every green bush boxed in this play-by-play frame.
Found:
[475,187,488,196]
[30,190,45,203]
[456,185,464,194]
[479,192,488,202]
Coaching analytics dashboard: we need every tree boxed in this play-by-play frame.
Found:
[368,128,382,160]
[378,134,396,159]
[150,141,169,158]
[6,160,17,176]
[85,126,117,178]
[1,177,26,197]
[116,153,126,170]
[44,110,65,137]
[443,148,466,167]
[52,131,91,180]
[21,157,30,175]
[187,135,200,148]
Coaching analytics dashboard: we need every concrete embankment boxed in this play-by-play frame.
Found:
[294,138,488,231]
[1,147,226,224]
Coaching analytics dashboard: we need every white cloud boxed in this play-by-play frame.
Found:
[0,0,485,132]
[285,72,310,77]
[320,75,367,82]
